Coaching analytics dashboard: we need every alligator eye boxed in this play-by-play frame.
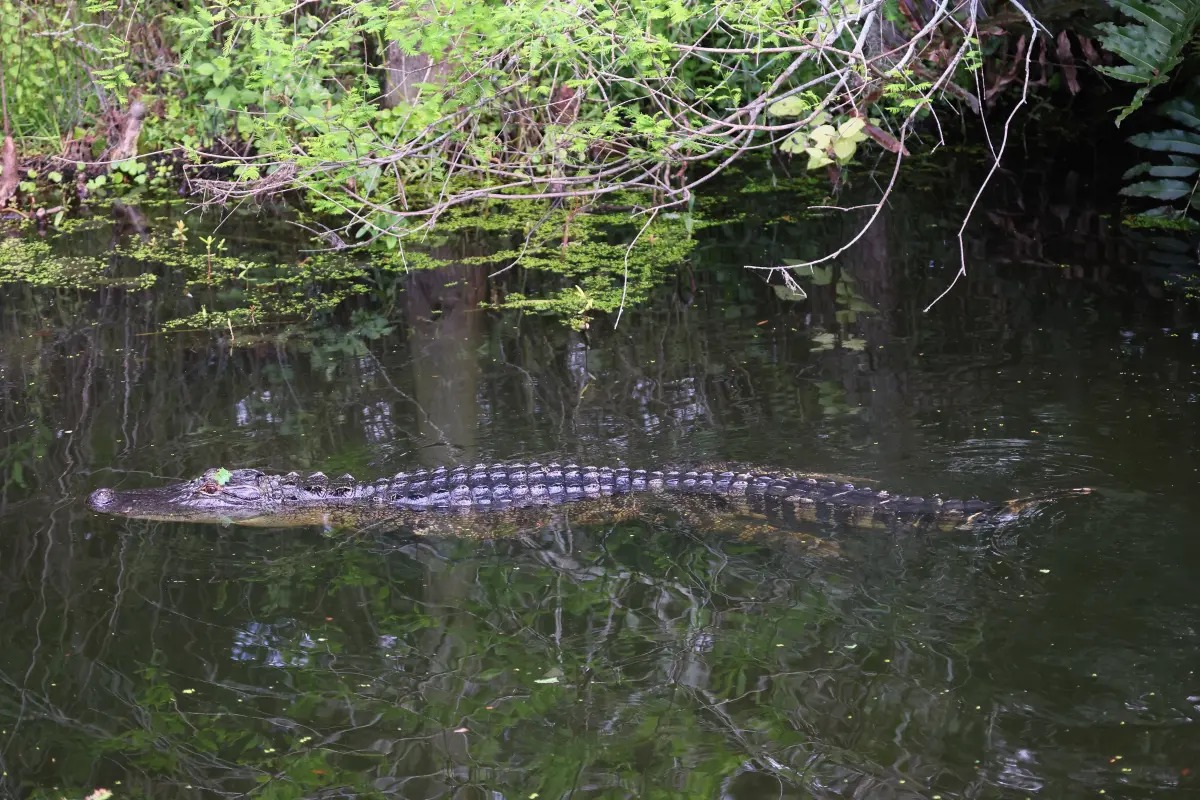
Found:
[199,481,220,495]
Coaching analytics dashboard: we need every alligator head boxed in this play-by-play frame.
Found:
[88,468,281,525]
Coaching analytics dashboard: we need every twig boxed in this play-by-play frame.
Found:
[614,208,658,329]
[923,1,1038,313]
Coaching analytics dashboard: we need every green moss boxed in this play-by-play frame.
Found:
[1122,213,1200,232]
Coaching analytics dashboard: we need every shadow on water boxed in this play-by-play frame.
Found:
[2,159,1200,798]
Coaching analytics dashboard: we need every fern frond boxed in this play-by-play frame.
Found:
[1122,95,1200,216]
[1097,0,1200,124]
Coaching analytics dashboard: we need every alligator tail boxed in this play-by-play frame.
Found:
[966,486,1095,525]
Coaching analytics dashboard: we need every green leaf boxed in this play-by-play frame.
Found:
[837,117,866,140]
[809,125,837,148]
[1120,178,1194,200]
[1145,164,1198,178]
[806,148,833,170]
[773,284,808,302]
[1162,98,1200,129]
[1128,128,1200,155]
[1123,162,1151,180]
[214,467,233,485]
[1097,0,1200,124]
[767,96,810,117]
[810,266,834,286]
[780,131,807,154]
[832,138,857,162]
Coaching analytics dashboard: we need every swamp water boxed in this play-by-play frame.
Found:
[1,168,1199,799]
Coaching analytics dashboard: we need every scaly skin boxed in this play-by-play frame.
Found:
[86,463,1092,533]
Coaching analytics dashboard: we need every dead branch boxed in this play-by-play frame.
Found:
[0,58,13,208]
[103,100,147,164]
[0,136,17,209]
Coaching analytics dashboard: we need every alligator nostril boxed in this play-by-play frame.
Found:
[88,488,117,510]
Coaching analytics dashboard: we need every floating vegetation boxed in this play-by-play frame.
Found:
[468,211,699,330]
[0,237,156,290]
[810,331,867,352]
[1122,213,1199,232]
[1,194,707,335]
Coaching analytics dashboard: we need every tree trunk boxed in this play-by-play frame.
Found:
[380,44,450,108]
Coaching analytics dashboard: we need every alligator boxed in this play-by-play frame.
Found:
[86,463,1091,535]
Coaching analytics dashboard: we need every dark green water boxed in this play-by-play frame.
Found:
[2,180,1200,799]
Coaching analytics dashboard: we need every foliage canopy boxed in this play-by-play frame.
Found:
[1,0,987,241]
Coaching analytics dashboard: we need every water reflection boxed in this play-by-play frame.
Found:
[399,248,489,467]
[231,621,318,668]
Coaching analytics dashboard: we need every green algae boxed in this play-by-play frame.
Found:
[363,197,704,329]
[0,237,157,290]
[481,223,696,328]
[2,188,715,335]
[1122,213,1199,232]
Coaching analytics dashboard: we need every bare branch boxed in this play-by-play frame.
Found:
[923,0,1038,313]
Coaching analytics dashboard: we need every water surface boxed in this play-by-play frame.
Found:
[2,178,1199,799]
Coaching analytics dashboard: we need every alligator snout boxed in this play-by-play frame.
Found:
[88,488,118,511]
